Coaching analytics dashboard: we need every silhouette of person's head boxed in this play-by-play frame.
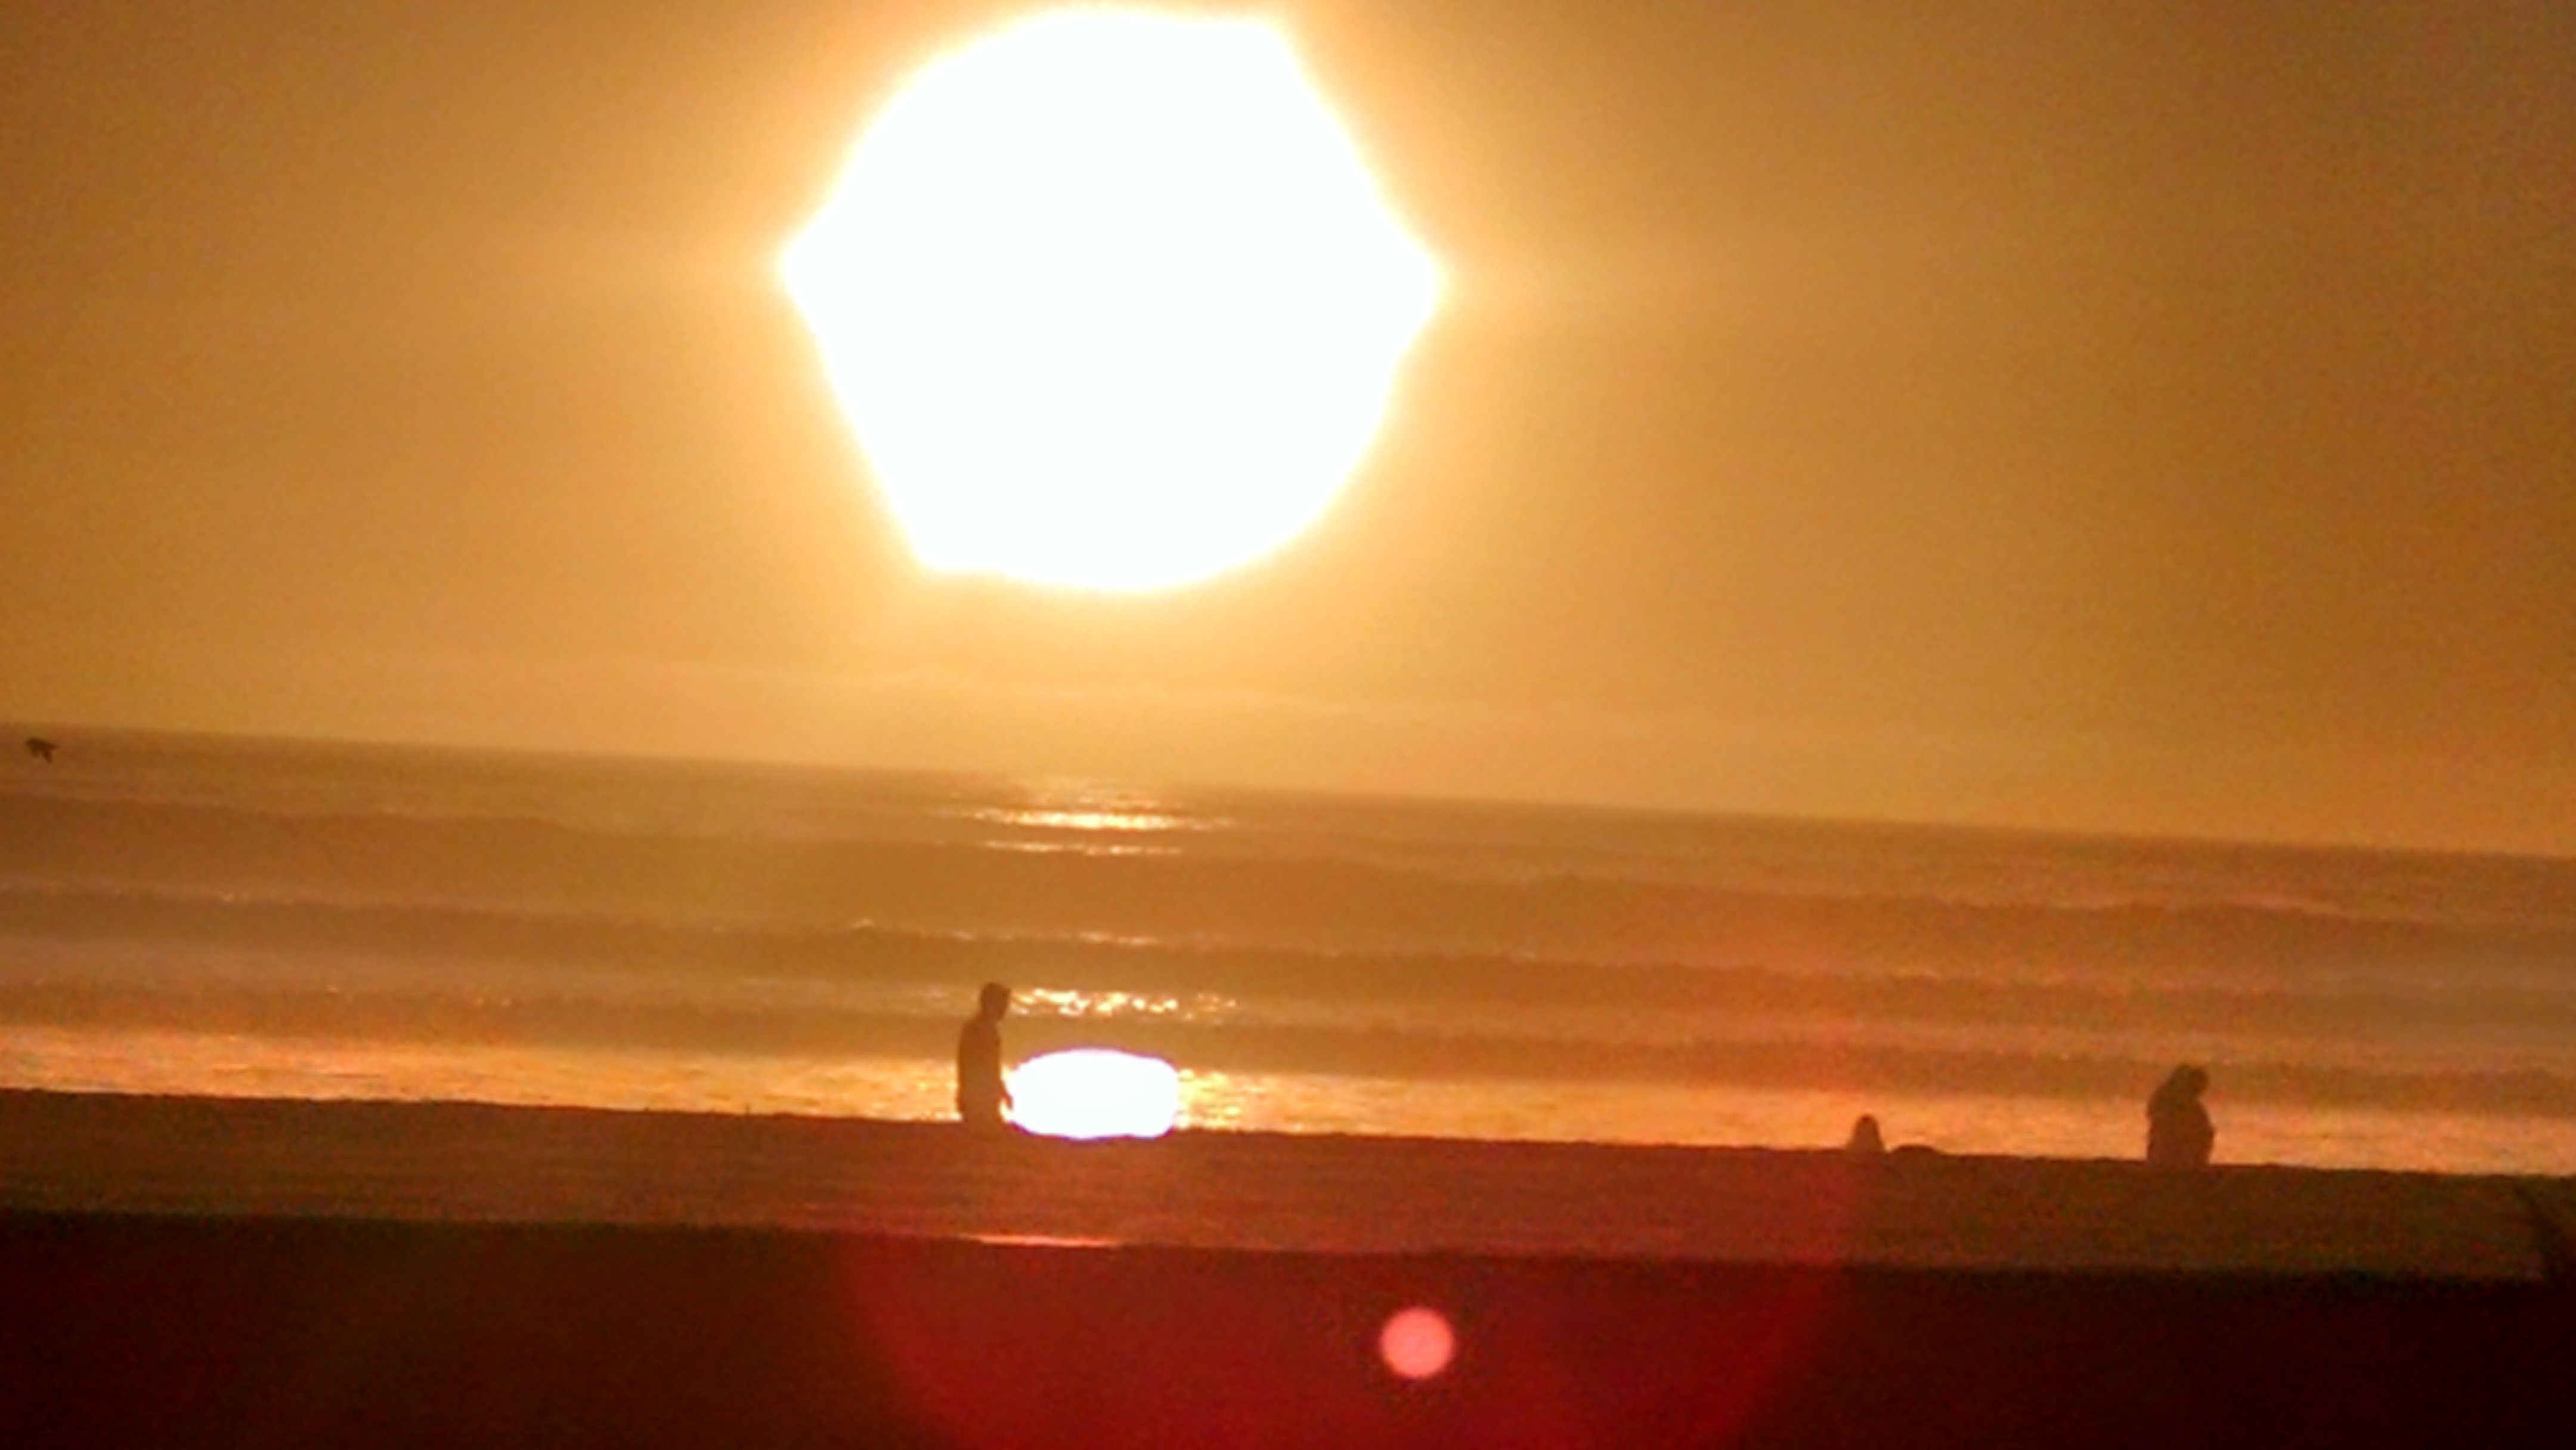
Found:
[2150,1064,2208,1111]
[1845,1114,1886,1154]
[979,982,1012,1020]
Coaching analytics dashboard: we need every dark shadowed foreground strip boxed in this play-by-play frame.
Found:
[2,1090,2572,1448]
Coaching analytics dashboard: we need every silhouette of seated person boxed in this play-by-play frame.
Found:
[2145,1064,2214,1168]
[1844,1114,1886,1155]
[956,981,1015,1131]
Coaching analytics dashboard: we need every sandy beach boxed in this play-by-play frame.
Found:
[5,1089,2574,1446]
[2,1089,2566,1281]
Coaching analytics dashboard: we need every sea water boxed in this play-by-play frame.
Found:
[4,730,2573,1174]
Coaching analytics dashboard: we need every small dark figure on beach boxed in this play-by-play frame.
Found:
[24,737,54,763]
[2145,1064,2214,1168]
[1845,1114,1886,1155]
[956,982,1014,1131]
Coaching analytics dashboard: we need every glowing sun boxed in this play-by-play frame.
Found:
[782,8,1442,591]
[1008,1049,1182,1139]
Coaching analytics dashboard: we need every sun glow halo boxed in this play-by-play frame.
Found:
[1008,1049,1182,1139]
[782,10,1441,591]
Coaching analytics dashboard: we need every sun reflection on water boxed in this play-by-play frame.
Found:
[1022,987,1236,1023]
[998,807,1189,834]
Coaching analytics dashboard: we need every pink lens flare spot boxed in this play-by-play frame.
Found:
[1377,1305,1456,1380]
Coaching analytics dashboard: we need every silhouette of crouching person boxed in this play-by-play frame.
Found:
[2145,1064,2214,1168]
[1844,1114,1886,1155]
[956,982,1015,1131]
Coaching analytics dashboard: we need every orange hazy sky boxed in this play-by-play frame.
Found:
[5,1,2571,854]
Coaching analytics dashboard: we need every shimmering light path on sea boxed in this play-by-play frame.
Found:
[7,1025,2573,1175]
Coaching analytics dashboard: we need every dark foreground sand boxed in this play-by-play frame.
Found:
[4,1090,2573,1448]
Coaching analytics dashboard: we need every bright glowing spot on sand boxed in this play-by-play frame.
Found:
[781,7,1442,591]
[1379,1305,1455,1380]
[1008,1049,1181,1139]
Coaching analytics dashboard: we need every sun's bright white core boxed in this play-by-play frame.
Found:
[782,8,1441,591]
[1008,1049,1181,1139]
